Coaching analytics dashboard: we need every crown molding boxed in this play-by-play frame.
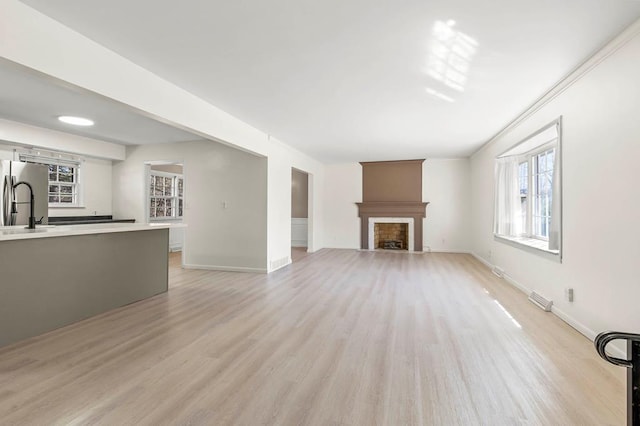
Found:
[473,18,640,157]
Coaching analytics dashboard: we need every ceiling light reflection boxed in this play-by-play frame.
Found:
[425,87,454,103]
[426,20,478,93]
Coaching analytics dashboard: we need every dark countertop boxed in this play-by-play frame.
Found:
[49,215,136,226]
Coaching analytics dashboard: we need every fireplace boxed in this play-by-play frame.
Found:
[374,223,408,250]
[356,159,429,252]
[372,219,412,250]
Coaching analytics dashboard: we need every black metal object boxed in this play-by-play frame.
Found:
[12,181,36,229]
[595,331,640,425]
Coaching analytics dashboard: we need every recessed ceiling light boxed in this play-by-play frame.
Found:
[58,116,95,126]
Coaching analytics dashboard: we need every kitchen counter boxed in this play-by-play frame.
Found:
[0,222,185,348]
[0,222,183,241]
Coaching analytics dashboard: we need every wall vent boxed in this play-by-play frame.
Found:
[492,266,504,278]
[270,257,290,271]
[528,291,553,312]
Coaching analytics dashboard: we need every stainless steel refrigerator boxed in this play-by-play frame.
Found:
[0,161,48,227]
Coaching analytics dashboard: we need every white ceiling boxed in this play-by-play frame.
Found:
[19,0,640,162]
[0,59,200,146]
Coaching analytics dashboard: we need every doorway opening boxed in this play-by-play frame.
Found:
[145,161,185,264]
[291,168,310,262]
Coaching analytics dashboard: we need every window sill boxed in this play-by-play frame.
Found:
[494,234,561,263]
[150,218,183,223]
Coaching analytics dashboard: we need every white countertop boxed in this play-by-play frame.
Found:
[0,222,185,241]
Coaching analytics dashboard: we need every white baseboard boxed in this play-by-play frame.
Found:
[471,252,493,269]
[291,241,307,248]
[183,264,267,274]
[428,248,471,254]
[469,251,626,359]
[502,272,531,294]
[169,243,182,252]
[269,258,292,273]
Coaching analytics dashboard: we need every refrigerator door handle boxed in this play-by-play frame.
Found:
[2,175,10,225]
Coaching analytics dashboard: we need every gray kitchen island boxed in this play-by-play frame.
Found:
[0,223,174,348]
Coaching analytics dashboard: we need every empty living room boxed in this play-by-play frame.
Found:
[1,0,640,424]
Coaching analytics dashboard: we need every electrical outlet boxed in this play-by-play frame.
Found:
[566,288,574,302]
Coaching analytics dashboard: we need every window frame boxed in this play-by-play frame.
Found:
[148,170,184,221]
[19,153,83,208]
[493,117,562,261]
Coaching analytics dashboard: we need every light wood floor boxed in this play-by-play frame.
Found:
[0,250,625,425]
[291,246,310,262]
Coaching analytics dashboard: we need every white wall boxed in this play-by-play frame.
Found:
[322,160,471,252]
[113,140,268,272]
[266,139,324,271]
[470,28,640,339]
[54,157,112,217]
[423,159,471,252]
[322,163,362,249]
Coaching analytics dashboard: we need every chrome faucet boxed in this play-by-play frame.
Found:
[12,181,36,229]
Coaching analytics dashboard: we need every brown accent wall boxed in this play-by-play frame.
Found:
[291,169,308,218]
[361,159,423,202]
[356,159,428,251]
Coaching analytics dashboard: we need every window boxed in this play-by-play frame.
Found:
[532,148,554,239]
[520,145,555,240]
[19,152,82,207]
[494,119,562,257]
[149,171,184,220]
[47,164,79,205]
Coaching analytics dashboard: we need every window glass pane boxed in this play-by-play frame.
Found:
[179,199,183,217]
[518,162,528,196]
[49,195,59,203]
[60,185,73,194]
[156,198,165,217]
[58,173,73,183]
[60,196,73,203]
[49,185,58,193]
[149,173,184,219]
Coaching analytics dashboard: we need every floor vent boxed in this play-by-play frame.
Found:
[529,291,553,312]
[270,257,290,271]
[492,266,504,278]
